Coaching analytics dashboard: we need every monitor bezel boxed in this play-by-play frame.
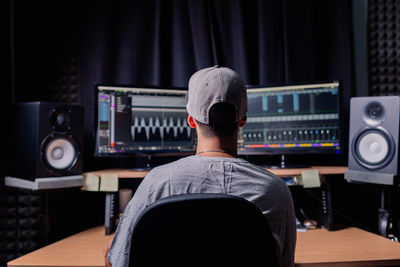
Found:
[93,83,195,158]
[238,80,344,156]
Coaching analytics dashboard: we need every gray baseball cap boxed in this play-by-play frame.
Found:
[186,66,247,125]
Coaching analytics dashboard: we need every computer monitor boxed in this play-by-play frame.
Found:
[238,81,341,158]
[94,84,195,158]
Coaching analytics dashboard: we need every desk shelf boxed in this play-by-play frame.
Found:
[5,175,83,191]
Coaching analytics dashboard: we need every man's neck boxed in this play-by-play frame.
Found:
[196,136,238,158]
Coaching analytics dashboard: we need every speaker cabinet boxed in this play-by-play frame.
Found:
[12,102,84,180]
[345,96,400,185]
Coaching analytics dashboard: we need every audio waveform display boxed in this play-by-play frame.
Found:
[129,109,193,151]
[131,110,192,142]
[96,85,195,156]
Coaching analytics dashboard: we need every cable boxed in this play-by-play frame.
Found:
[298,207,317,227]
[302,187,376,233]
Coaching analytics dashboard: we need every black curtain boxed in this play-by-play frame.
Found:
[79,0,354,170]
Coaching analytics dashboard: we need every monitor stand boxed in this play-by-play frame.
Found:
[262,155,309,169]
[129,155,153,171]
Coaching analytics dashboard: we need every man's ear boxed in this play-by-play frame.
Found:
[239,116,247,128]
[187,115,197,128]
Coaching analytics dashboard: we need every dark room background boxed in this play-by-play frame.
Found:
[11,0,355,170]
[2,0,399,265]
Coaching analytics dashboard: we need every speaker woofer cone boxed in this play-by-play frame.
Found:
[41,135,79,172]
[353,127,395,170]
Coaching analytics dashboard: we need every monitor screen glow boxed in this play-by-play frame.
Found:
[238,81,341,155]
[95,84,195,157]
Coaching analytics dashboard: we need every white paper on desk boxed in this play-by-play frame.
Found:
[82,173,100,191]
[301,169,321,188]
[100,173,119,192]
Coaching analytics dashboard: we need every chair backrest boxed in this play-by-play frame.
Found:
[129,193,279,266]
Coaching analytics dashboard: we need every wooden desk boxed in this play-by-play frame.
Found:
[8,226,400,267]
[8,226,109,267]
[92,166,348,179]
[296,227,400,266]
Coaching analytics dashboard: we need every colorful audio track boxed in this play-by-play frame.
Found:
[247,142,339,148]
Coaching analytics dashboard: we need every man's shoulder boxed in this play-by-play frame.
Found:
[144,156,195,178]
[235,161,289,187]
[150,156,193,171]
[233,159,280,175]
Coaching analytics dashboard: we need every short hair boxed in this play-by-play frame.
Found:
[195,103,239,138]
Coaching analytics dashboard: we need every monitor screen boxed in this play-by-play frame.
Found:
[95,84,195,157]
[238,81,341,155]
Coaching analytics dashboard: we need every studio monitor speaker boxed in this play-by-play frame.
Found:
[345,96,400,185]
[12,102,84,180]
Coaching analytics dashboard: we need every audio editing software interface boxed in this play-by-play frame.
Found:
[96,86,194,155]
[238,82,341,154]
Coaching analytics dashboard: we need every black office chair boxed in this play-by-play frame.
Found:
[129,193,279,266]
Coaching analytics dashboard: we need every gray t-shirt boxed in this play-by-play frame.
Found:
[109,155,296,267]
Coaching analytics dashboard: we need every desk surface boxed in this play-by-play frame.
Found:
[296,227,400,266]
[8,226,108,267]
[8,226,400,267]
[93,166,348,179]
